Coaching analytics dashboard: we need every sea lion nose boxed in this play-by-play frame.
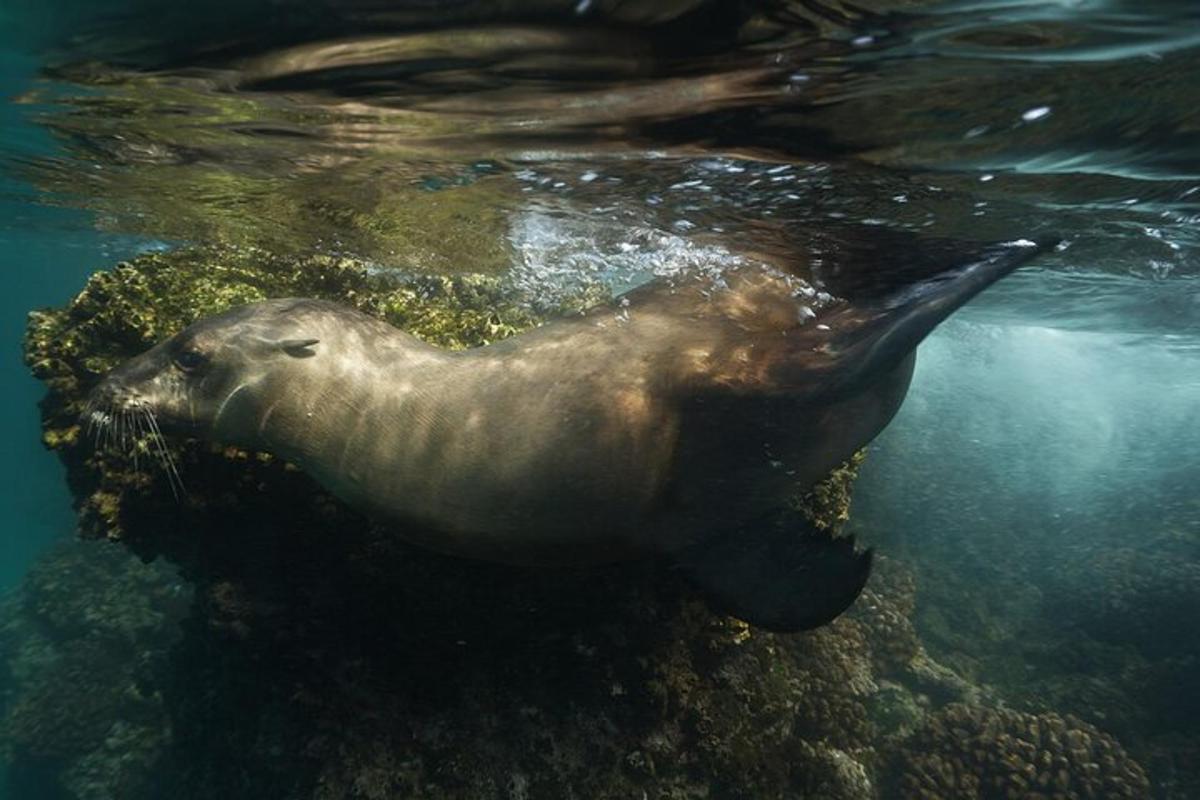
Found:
[81,363,156,446]
[87,373,117,405]
[93,345,166,395]
[82,377,124,423]
[85,358,152,417]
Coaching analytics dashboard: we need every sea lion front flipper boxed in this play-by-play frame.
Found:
[674,518,872,633]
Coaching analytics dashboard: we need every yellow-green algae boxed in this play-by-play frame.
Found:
[794,449,867,531]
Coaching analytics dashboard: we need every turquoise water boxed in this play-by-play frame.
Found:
[0,46,80,798]
[1,1,1198,798]
[0,50,147,795]
[0,46,134,588]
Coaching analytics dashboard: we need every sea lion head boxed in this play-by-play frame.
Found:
[85,299,324,445]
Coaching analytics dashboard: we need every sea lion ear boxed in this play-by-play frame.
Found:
[275,338,320,357]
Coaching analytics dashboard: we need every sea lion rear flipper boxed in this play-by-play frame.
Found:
[674,518,872,633]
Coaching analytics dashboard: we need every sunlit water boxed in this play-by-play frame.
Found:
[1,0,1197,797]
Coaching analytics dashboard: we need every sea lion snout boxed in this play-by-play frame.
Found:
[94,345,169,398]
[86,378,149,421]
[85,340,201,435]
[85,299,359,452]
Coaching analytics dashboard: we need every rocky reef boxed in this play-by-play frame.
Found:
[885,703,1150,799]
[7,245,1158,799]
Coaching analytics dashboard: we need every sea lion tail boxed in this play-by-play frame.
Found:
[815,237,1058,398]
[675,515,872,632]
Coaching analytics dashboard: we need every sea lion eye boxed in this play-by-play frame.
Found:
[174,348,208,372]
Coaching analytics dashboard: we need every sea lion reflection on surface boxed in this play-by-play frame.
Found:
[88,237,1051,631]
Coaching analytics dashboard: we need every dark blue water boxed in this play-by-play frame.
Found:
[1,1,1198,798]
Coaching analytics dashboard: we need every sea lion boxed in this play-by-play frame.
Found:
[86,235,1050,631]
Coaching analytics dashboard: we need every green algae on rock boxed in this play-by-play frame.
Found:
[794,449,867,531]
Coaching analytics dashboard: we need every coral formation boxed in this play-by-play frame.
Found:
[886,703,1152,799]
[850,556,922,675]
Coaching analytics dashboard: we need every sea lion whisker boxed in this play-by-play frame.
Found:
[90,397,103,450]
[137,407,157,480]
[141,408,171,492]
[131,409,142,472]
[144,408,184,499]
[256,398,281,437]
[108,405,119,453]
[162,440,185,500]
[138,407,164,472]
[140,406,165,465]
[144,410,171,473]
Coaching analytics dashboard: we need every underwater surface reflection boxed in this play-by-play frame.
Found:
[0,0,1198,798]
